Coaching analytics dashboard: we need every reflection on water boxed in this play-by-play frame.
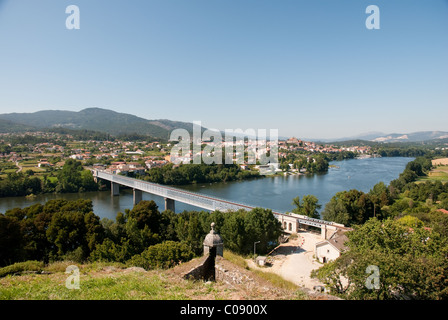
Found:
[0,157,414,220]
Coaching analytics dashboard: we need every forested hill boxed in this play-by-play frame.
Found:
[0,108,197,139]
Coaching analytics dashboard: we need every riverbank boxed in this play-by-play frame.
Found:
[0,157,415,220]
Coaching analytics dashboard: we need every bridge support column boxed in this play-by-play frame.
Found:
[111,182,120,196]
[133,189,142,206]
[164,197,175,212]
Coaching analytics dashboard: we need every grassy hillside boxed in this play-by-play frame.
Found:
[0,252,312,300]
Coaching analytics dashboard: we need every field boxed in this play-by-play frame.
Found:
[418,158,448,183]
[432,158,448,166]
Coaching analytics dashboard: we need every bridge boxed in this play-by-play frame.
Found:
[91,170,350,239]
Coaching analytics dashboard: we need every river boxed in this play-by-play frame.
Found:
[0,157,414,220]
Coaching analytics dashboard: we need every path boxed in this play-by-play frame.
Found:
[247,231,326,291]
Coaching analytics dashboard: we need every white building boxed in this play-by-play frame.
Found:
[315,230,349,263]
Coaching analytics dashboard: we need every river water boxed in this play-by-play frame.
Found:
[0,157,414,220]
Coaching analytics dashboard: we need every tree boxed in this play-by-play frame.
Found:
[312,218,448,300]
[45,199,104,261]
[126,200,161,232]
[243,208,283,254]
[56,159,98,193]
[57,159,83,193]
[220,211,246,253]
[292,195,321,218]
[0,214,24,266]
[321,190,375,227]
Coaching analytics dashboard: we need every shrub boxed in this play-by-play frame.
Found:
[127,241,195,270]
[0,260,44,278]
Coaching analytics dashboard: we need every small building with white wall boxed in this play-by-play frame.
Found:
[315,229,349,263]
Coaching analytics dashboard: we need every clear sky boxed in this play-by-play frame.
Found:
[0,0,447,140]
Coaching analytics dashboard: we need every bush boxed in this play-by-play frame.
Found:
[89,238,132,263]
[0,260,45,278]
[63,247,86,264]
[127,241,195,270]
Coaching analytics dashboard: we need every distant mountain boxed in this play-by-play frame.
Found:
[0,108,199,139]
[0,118,36,133]
[369,131,448,143]
[313,131,386,143]
[316,131,448,144]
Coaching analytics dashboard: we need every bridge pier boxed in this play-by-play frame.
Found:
[165,197,175,212]
[94,171,349,235]
[133,189,142,206]
[111,182,120,196]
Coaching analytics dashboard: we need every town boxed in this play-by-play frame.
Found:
[0,131,372,180]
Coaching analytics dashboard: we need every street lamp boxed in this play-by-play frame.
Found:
[254,241,260,260]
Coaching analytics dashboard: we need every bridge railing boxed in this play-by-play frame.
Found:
[94,170,258,212]
[92,169,344,229]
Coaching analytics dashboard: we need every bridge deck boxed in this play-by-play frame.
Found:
[92,170,348,230]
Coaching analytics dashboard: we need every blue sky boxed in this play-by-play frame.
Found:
[0,0,447,139]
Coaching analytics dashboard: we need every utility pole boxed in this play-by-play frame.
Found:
[254,241,260,260]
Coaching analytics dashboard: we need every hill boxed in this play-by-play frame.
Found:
[0,108,198,139]
[0,255,331,301]
[0,119,36,133]
[370,131,448,143]
[321,131,448,144]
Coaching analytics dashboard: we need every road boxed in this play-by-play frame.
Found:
[247,231,326,291]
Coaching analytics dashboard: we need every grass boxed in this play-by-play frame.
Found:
[417,165,448,183]
[0,254,310,300]
[0,271,182,300]
[0,261,205,300]
[222,250,250,269]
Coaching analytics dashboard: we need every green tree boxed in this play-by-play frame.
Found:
[243,208,282,254]
[321,190,374,227]
[291,195,321,218]
[126,200,161,232]
[45,200,104,261]
[220,211,246,253]
[57,159,83,193]
[312,218,448,300]
[0,214,24,266]
[56,159,98,193]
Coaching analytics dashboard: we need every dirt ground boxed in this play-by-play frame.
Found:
[166,254,308,300]
[246,231,326,292]
[167,233,338,300]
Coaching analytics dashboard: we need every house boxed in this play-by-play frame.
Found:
[38,159,52,168]
[315,230,349,263]
[145,159,168,169]
[70,154,83,160]
[92,163,106,169]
